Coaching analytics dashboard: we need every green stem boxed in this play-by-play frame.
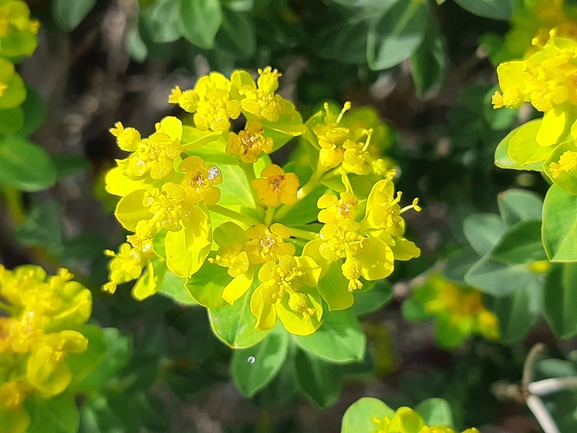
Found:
[288,227,318,241]
[241,163,265,209]
[1,186,25,224]
[264,206,275,226]
[274,175,321,222]
[0,300,17,315]
[208,204,260,226]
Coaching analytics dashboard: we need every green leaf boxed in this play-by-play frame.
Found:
[543,263,577,338]
[463,213,507,256]
[490,221,547,265]
[215,8,256,59]
[232,324,289,396]
[293,310,365,364]
[402,298,430,322]
[367,0,429,71]
[341,397,395,433]
[465,255,539,297]
[495,129,528,171]
[0,107,23,135]
[507,120,552,168]
[0,137,56,191]
[333,0,398,7]
[141,0,181,43]
[409,20,448,98]
[15,200,62,253]
[453,0,514,20]
[252,349,298,405]
[332,17,370,65]
[52,154,90,179]
[442,246,481,284]
[217,163,256,208]
[134,392,169,432]
[497,189,543,226]
[208,281,271,348]
[52,0,97,31]
[178,0,223,49]
[26,391,79,433]
[77,328,132,391]
[18,86,47,137]
[415,398,454,428]
[294,349,342,407]
[158,267,197,304]
[485,279,542,344]
[67,325,108,391]
[224,0,254,12]
[317,260,354,310]
[277,185,326,226]
[79,391,141,433]
[543,185,577,262]
[184,261,229,308]
[350,280,393,315]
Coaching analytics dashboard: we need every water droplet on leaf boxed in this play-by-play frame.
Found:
[247,356,256,364]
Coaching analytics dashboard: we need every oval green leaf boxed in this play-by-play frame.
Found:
[0,137,56,191]
[543,185,577,262]
[178,0,223,49]
[293,309,365,364]
[231,325,289,397]
[367,0,429,71]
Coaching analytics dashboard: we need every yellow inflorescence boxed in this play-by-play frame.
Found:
[549,150,577,177]
[494,33,577,191]
[414,272,500,344]
[252,164,299,207]
[103,66,420,337]
[0,265,92,432]
[494,0,577,63]
[372,407,480,433]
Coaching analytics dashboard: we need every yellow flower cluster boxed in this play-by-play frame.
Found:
[493,35,577,195]
[305,102,395,177]
[493,0,577,63]
[0,265,91,433]
[372,406,479,433]
[103,67,420,337]
[411,272,500,347]
[0,0,38,113]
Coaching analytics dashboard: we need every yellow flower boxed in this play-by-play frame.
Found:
[372,406,480,433]
[238,67,286,123]
[26,330,88,397]
[125,117,183,180]
[250,255,322,335]
[180,155,223,205]
[168,85,198,112]
[169,72,241,132]
[415,272,500,345]
[548,149,577,177]
[364,179,420,236]
[317,190,359,224]
[252,164,299,207]
[342,137,373,175]
[0,0,39,58]
[109,122,141,152]
[244,223,296,264]
[103,243,145,294]
[312,102,351,170]
[0,265,93,424]
[226,122,274,163]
